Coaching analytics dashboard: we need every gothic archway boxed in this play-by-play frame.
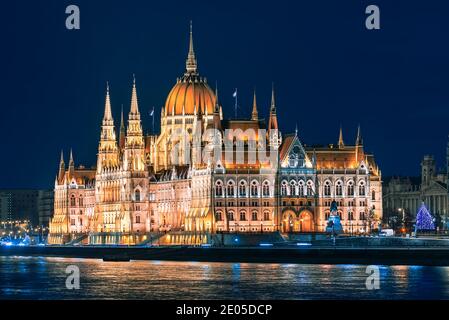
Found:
[282,210,296,233]
[298,210,313,232]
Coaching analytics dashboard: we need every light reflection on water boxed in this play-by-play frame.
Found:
[1,256,449,299]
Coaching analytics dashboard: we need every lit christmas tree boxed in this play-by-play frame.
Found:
[416,202,435,231]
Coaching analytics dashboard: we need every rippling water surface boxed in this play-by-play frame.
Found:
[1,256,449,299]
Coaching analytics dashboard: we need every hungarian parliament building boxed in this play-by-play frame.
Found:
[49,26,383,244]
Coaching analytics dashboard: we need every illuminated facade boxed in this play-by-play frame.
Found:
[49,26,382,243]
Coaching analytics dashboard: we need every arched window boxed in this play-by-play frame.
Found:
[79,196,83,207]
[325,211,330,220]
[251,211,258,221]
[336,181,343,196]
[262,181,270,197]
[298,181,304,196]
[290,181,297,196]
[360,212,366,220]
[371,190,376,201]
[307,181,314,197]
[216,211,223,221]
[215,180,223,197]
[347,181,354,196]
[135,215,141,224]
[227,181,235,197]
[281,181,288,196]
[324,181,331,197]
[70,195,76,206]
[251,181,258,197]
[239,181,247,197]
[359,182,366,196]
[135,189,141,202]
[264,211,271,221]
[240,211,246,221]
[348,212,354,220]
[228,211,234,221]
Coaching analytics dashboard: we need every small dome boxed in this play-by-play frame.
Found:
[165,76,215,116]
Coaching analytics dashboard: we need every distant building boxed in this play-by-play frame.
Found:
[383,151,449,230]
[37,190,54,227]
[0,192,12,221]
[0,189,53,226]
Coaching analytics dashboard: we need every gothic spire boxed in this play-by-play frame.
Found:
[268,83,278,130]
[130,74,140,115]
[58,150,65,182]
[186,21,197,74]
[338,125,345,148]
[251,89,258,121]
[103,82,113,123]
[119,104,126,150]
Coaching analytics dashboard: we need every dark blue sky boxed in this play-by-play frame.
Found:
[1,0,449,189]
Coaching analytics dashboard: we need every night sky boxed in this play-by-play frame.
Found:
[2,0,449,189]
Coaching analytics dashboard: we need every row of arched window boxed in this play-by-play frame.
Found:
[215,210,271,221]
[280,180,314,197]
[323,180,369,197]
[215,180,271,198]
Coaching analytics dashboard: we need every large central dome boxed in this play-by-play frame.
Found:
[164,24,216,116]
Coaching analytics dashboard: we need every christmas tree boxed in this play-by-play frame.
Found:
[416,202,435,231]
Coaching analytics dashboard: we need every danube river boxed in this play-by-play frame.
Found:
[1,256,449,299]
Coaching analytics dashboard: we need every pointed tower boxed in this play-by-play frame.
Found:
[186,21,197,75]
[268,84,278,131]
[97,82,119,173]
[68,149,75,178]
[338,125,345,148]
[119,105,126,151]
[267,84,281,150]
[124,75,145,171]
[58,150,65,183]
[251,89,259,121]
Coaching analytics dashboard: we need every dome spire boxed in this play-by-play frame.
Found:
[186,21,198,74]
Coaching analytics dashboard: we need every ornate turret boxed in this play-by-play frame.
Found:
[97,82,119,173]
[124,75,145,171]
